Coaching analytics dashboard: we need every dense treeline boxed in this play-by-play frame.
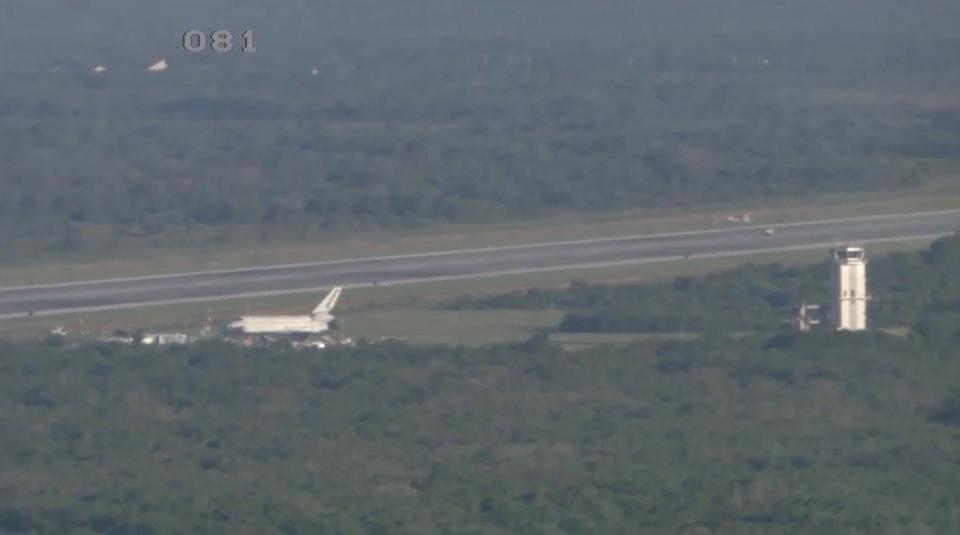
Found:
[1,322,959,533]
[1,1,959,255]
[446,234,960,333]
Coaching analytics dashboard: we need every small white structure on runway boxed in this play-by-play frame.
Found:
[830,246,868,331]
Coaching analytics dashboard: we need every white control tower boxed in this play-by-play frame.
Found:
[830,246,868,331]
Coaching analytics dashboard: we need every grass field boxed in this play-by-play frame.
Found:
[341,310,566,346]
[548,332,760,351]
[1,183,959,287]
[548,332,699,350]
[0,236,937,342]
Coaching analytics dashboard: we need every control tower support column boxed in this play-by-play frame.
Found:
[830,246,868,331]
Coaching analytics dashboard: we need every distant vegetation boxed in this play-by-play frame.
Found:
[1,317,959,532]
[1,1,959,258]
[447,234,960,334]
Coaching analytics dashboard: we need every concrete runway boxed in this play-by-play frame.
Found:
[1,209,958,320]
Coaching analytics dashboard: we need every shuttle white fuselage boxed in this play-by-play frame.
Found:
[228,287,341,335]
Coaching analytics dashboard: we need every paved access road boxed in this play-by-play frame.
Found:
[1,210,958,319]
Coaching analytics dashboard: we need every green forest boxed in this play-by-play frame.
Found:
[1,321,959,533]
[1,1,959,257]
[2,236,960,533]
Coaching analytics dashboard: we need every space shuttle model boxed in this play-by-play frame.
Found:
[228,287,342,335]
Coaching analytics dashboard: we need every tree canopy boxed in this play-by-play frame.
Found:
[1,1,958,256]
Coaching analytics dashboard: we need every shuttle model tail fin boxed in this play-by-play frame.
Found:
[312,287,342,317]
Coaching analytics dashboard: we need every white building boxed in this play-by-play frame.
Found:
[141,333,193,346]
[831,246,868,331]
